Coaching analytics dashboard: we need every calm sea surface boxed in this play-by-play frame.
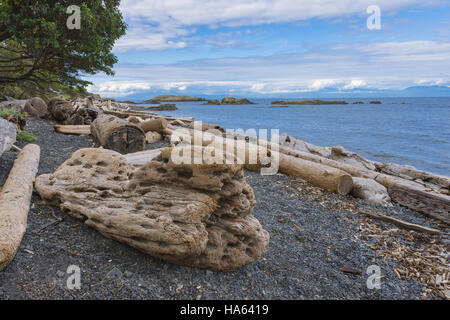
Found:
[139,97,450,176]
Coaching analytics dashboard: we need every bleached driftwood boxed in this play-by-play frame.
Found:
[35,147,269,271]
[139,118,168,133]
[54,125,91,135]
[145,131,163,144]
[351,177,391,206]
[0,144,40,271]
[359,211,443,235]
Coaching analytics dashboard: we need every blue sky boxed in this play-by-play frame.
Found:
[86,0,450,99]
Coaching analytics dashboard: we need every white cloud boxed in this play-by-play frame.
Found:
[115,0,424,52]
[343,79,368,90]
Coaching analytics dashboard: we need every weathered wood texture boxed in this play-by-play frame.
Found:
[0,144,40,271]
[388,185,450,224]
[35,147,269,270]
[278,153,353,195]
[90,114,146,154]
[138,118,168,133]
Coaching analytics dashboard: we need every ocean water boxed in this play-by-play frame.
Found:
[140,97,450,176]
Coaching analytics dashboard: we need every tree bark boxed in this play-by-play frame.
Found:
[0,144,40,271]
[90,114,146,154]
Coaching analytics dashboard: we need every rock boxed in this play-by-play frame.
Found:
[351,177,391,206]
[370,101,382,104]
[202,99,221,105]
[0,117,16,156]
[24,97,48,118]
[35,146,269,271]
[124,271,133,278]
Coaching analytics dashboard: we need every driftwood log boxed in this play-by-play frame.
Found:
[351,177,391,206]
[0,144,40,271]
[278,153,353,195]
[35,147,269,270]
[167,130,354,195]
[145,131,163,144]
[90,114,146,154]
[138,118,168,133]
[54,125,91,135]
[0,118,16,156]
[388,185,450,224]
[275,145,450,222]
[359,211,443,235]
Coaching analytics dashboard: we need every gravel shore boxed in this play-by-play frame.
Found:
[0,117,448,299]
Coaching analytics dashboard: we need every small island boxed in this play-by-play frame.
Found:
[203,97,255,105]
[271,99,348,105]
[142,95,207,104]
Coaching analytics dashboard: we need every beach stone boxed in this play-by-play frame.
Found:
[0,117,16,156]
[35,146,269,271]
[24,97,48,118]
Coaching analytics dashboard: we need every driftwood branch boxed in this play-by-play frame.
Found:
[358,210,443,235]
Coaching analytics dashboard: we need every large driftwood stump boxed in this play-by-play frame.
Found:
[35,147,269,270]
[90,114,146,154]
[48,97,75,123]
[0,144,40,271]
[0,118,16,156]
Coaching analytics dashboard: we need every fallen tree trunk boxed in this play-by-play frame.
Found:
[278,153,354,195]
[139,118,168,133]
[90,114,146,154]
[0,144,40,271]
[388,185,450,224]
[0,118,16,156]
[54,125,91,135]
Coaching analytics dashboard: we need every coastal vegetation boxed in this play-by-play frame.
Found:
[0,0,126,98]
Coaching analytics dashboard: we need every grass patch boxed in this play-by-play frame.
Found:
[0,108,28,119]
[16,131,37,142]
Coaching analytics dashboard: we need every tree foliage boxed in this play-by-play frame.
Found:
[0,0,126,96]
